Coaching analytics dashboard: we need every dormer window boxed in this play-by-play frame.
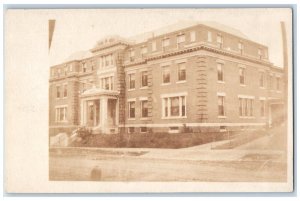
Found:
[190,31,196,42]
[162,38,170,49]
[129,49,135,62]
[217,34,223,48]
[82,63,87,73]
[141,46,147,57]
[258,48,262,59]
[238,42,244,54]
[177,34,185,48]
[152,41,157,52]
[207,31,212,42]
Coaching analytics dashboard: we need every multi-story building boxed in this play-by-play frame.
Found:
[49,21,284,135]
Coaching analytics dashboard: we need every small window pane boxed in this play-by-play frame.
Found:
[162,67,170,83]
[178,63,186,81]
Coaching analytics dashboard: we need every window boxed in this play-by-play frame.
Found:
[170,97,180,116]
[162,66,170,84]
[141,46,147,57]
[260,100,265,117]
[82,63,87,72]
[128,101,135,118]
[129,50,135,61]
[51,69,54,76]
[57,68,61,76]
[259,72,265,88]
[217,63,224,82]
[207,31,212,42]
[141,100,148,118]
[141,71,148,87]
[129,73,135,89]
[238,42,244,54]
[69,64,73,72]
[55,106,67,122]
[56,86,61,98]
[239,68,245,85]
[249,99,254,116]
[258,48,262,59]
[276,77,280,91]
[63,84,67,97]
[152,41,157,52]
[218,95,225,116]
[177,34,185,48]
[91,60,95,71]
[64,66,67,75]
[269,74,273,90]
[101,76,114,90]
[162,38,170,48]
[162,95,186,118]
[239,98,243,116]
[178,63,186,81]
[217,34,223,48]
[244,98,248,116]
[190,31,196,42]
[239,96,254,117]
[140,127,147,133]
[100,54,114,68]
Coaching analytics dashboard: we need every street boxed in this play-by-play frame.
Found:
[49,129,287,182]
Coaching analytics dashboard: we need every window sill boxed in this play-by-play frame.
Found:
[217,81,225,84]
[55,121,68,123]
[161,83,171,86]
[140,117,150,120]
[176,80,186,84]
[218,116,227,119]
[140,86,148,90]
[259,87,266,89]
[128,118,136,121]
[162,116,187,120]
[239,116,255,119]
[240,84,246,87]
[128,88,136,92]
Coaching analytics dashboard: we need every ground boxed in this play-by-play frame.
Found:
[49,126,287,182]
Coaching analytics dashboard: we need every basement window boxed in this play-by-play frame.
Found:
[128,127,135,134]
[140,127,147,133]
[220,126,227,132]
[169,127,180,134]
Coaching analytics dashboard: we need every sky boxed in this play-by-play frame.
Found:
[49,8,292,67]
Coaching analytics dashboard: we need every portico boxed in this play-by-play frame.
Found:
[80,87,119,134]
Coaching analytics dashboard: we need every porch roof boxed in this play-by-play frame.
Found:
[80,86,119,98]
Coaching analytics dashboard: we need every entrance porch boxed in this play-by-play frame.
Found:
[80,87,119,134]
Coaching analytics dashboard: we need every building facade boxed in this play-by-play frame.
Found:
[49,22,284,135]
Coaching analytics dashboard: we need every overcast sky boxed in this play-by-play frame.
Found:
[49,8,292,67]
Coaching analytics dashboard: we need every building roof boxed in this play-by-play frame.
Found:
[129,20,249,43]
[64,50,93,63]
[63,21,250,63]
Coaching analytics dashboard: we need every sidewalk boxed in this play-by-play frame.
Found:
[51,134,285,162]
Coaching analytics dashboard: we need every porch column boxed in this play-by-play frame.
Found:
[100,97,108,129]
[80,99,85,126]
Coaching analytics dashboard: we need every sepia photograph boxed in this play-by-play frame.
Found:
[4,7,294,193]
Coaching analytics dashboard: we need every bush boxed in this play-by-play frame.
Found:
[71,131,234,149]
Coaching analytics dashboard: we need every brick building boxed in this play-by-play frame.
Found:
[49,21,284,135]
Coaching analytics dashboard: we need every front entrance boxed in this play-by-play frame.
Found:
[87,100,100,127]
